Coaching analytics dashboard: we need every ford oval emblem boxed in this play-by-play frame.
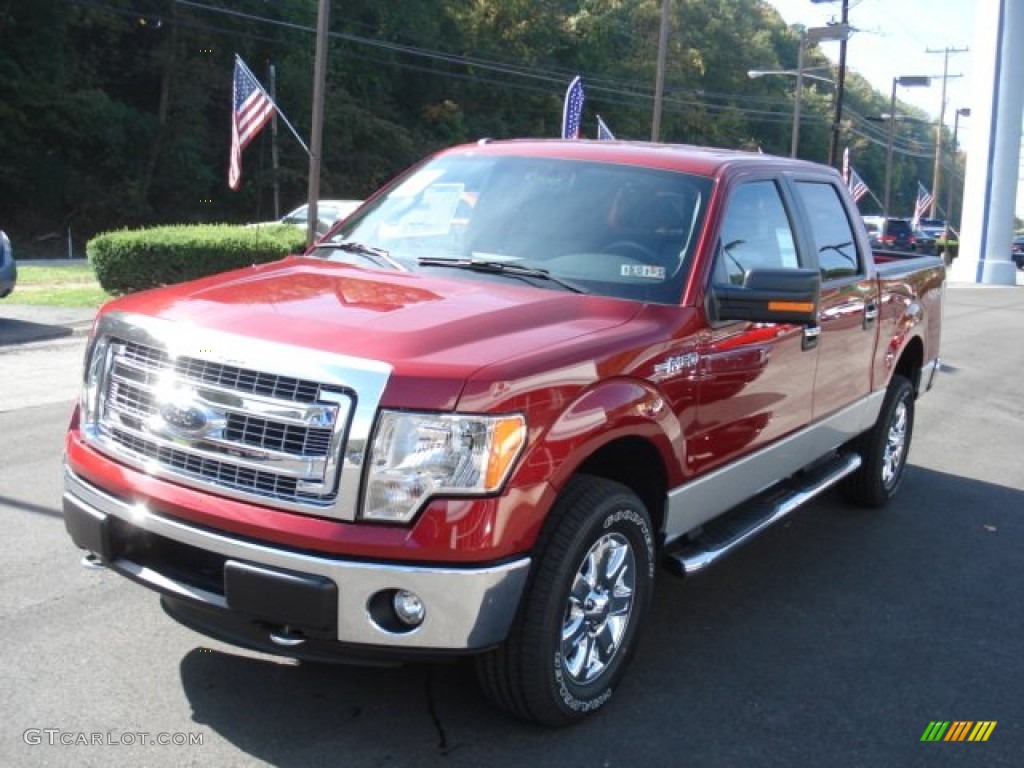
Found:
[160,402,208,433]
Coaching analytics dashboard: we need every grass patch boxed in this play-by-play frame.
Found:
[16,262,98,285]
[12,262,111,307]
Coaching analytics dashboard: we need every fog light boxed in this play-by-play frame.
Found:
[393,590,425,626]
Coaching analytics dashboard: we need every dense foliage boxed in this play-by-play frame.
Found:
[2,0,947,257]
[87,223,305,293]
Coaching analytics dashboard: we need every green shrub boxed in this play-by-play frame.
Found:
[936,237,959,263]
[87,224,307,294]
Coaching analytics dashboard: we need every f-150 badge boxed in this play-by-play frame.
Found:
[654,352,699,378]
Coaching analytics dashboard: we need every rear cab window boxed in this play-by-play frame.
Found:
[793,181,863,282]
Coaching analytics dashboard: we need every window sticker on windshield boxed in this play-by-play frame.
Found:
[620,264,666,280]
[388,183,465,238]
[390,168,447,198]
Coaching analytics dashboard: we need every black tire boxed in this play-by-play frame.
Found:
[840,375,915,508]
[475,475,655,726]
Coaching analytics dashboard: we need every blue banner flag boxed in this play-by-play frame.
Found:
[561,76,584,139]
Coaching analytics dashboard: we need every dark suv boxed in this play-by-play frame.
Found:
[863,217,916,252]
[878,218,915,252]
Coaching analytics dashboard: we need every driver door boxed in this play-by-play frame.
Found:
[690,179,817,475]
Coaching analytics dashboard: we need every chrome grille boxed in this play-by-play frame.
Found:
[110,428,302,501]
[89,333,354,514]
[80,313,392,522]
[122,340,322,402]
[224,413,333,456]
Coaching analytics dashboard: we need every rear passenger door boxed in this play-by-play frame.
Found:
[791,180,878,419]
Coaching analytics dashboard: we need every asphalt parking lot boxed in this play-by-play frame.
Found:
[1,280,1021,767]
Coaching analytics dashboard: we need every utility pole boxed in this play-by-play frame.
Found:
[268,62,280,220]
[651,0,670,142]
[811,0,850,168]
[926,45,968,219]
[305,0,330,248]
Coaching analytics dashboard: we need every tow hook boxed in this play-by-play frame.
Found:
[80,552,105,570]
[269,626,307,647]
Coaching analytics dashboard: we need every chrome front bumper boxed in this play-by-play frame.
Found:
[63,468,530,653]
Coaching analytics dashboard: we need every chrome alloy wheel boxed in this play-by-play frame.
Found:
[882,399,908,487]
[561,532,636,684]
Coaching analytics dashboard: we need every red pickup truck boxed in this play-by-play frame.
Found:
[64,140,943,726]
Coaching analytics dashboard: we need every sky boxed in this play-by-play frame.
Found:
[767,0,1024,220]
[766,0,974,119]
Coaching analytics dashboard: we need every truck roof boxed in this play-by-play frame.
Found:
[437,138,834,180]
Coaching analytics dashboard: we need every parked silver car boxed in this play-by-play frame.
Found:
[0,230,16,299]
[251,200,362,235]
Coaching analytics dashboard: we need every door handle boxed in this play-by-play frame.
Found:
[864,302,878,329]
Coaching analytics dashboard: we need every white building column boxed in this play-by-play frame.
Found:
[951,0,1024,284]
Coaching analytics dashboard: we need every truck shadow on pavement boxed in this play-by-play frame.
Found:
[176,465,1022,767]
[0,317,74,346]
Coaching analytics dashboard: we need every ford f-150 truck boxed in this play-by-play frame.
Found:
[63,140,943,726]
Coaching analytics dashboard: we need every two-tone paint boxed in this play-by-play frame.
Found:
[63,141,943,654]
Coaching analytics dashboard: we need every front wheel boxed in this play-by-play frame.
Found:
[475,476,655,726]
[841,375,915,507]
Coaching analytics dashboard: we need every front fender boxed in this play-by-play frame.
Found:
[515,377,683,492]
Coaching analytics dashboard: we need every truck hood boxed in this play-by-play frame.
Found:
[102,258,643,409]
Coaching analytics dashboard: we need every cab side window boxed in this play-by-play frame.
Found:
[795,181,862,281]
[714,180,799,285]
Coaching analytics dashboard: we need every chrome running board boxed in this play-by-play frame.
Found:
[663,452,862,577]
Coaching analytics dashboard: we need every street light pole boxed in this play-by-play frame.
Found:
[748,65,836,160]
[751,24,848,159]
[883,75,931,219]
[944,107,971,230]
[791,31,807,157]
[883,79,898,220]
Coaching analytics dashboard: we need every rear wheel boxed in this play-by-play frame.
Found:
[475,475,655,726]
[841,375,915,507]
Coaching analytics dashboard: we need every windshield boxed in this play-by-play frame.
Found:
[310,154,712,304]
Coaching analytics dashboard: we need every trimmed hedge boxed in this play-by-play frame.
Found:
[87,224,307,294]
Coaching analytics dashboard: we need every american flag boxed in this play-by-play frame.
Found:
[561,76,584,139]
[229,56,276,190]
[912,182,934,228]
[849,167,869,203]
[596,114,615,140]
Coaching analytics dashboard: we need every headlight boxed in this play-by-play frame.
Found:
[362,411,526,523]
[80,334,111,432]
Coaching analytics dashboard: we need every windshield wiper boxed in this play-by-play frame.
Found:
[314,240,406,271]
[417,257,587,294]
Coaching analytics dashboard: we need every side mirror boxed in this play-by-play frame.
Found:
[711,268,820,326]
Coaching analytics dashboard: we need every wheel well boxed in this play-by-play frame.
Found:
[894,336,924,395]
[575,437,667,537]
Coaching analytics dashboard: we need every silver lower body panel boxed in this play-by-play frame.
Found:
[63,468,529,652]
